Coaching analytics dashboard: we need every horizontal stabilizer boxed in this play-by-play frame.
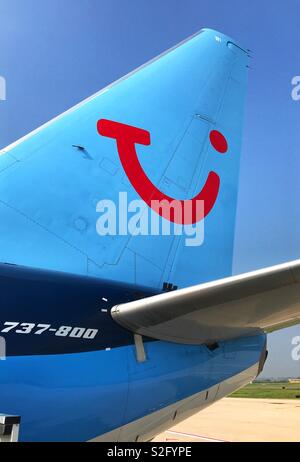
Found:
[111,260,300,344]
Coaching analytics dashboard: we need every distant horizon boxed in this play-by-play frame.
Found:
[257,376,300,381]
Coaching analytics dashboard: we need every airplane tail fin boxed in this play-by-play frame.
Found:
[0,29,249,289]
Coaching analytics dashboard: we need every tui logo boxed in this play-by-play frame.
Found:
[97,119,227,225]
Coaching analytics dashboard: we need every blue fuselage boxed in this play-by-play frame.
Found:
[0,263,265,441]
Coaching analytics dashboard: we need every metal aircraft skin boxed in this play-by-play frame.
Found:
[0,28,298,442]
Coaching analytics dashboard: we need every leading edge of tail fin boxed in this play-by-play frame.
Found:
[0,29,249,289]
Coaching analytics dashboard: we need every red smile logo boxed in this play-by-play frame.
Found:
[97,120,227,225]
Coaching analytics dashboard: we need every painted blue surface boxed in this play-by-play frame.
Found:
[0,29,248,290]
[0,263,157,356]
[0,29,257,441]
[0,334,265,442]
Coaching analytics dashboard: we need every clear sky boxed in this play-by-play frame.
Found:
[0,0,300,378]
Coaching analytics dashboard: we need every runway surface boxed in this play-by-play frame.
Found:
[153,398,300,442]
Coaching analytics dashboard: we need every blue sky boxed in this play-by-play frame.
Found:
[0,0,300,377]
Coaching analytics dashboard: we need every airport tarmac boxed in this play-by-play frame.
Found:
[153,398,300,442]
